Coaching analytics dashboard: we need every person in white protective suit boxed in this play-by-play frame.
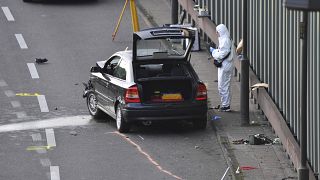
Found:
[210,24,235,112]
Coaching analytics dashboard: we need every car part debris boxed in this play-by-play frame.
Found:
[35,58,48,64]
[249,134,273,145]
[232,139,249,144]
[69,130,77,136]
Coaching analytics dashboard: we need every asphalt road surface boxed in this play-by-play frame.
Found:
[0,0,230,179]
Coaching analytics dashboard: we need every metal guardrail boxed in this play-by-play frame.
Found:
[177,0,320,178]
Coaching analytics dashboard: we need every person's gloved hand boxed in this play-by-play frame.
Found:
[210,47,215,53]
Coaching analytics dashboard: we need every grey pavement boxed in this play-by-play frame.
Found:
[136,0,298,179]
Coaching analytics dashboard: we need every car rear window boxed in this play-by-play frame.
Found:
[136,38,187,58]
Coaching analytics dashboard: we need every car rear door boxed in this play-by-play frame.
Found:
[106,58,129,114]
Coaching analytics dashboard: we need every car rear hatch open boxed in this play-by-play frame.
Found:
[132,27,195,63]
[132,27,197,104]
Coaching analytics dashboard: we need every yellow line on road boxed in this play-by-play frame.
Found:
[26,145,53,151]
[16,93,40,97]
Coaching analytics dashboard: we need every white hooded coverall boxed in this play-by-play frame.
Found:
[211,24,234,107]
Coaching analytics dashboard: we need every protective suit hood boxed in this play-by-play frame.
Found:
[216,24,230,38]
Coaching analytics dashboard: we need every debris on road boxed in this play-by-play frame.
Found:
[273,137,281,144]
[35,58,48,64]
[232,134,275,145]
[249,134,273,145]
[211,115,221,121]
[69,130,78,136]
[240,166,258,171]
[232,139,249,144]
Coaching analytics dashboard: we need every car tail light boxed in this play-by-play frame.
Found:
[196,82,207,101]
[125,85,141,103]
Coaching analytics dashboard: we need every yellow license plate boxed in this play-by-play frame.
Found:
[162,93,182,100]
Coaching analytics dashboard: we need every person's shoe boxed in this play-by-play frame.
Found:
[219,106,231,112]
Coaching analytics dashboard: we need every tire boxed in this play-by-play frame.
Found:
[86,92,104,118]
[116,105,130,133]
[193,116,207,130]
[23,0,32,2]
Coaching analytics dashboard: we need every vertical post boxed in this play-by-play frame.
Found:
[240,0,250,125]
[171,0,179,25]
[298,10,309,180]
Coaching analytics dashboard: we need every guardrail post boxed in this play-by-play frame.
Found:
[240,0,250,125]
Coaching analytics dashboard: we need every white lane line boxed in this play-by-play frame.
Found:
[27,63,39,79]
[37,95,49,112]
[1,7,15,21]
[15,34,28,49]
[45,128,56,147]
[50,166,60,180]
[0,79,8,87]
[11,101,21,108]
[4,90,15,97]
[0,115,92,132]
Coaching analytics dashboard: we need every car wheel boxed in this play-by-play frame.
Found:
[116,105,130,133]
[23,0,32,2]
[87,92,104,118]
[193,116,207,130]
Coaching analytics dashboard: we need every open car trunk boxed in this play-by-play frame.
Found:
[138,78,193,103]
[135,63,194,103]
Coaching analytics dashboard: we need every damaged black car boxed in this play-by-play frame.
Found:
[83,27,208,133]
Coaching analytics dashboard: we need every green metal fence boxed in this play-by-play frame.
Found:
[194,0,320,175]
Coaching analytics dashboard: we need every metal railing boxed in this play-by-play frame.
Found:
[180,0,320,176]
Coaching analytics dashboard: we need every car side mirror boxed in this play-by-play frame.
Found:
[90,66,100,73]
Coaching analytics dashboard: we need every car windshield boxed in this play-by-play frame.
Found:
[136,38,190,58]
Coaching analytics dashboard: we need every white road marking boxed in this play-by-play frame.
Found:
[27,63,39,79]
[45,128,56,147]
[11,101,21,108]
[1,7,14,21]
[220,166,230,180]
[0,79,8,87]
[50,166,60,180]
[15,34,28,49]
[37,95,49,112]
[0,115,92,132]
[4,90,15,97]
